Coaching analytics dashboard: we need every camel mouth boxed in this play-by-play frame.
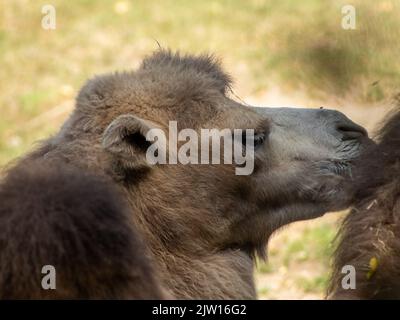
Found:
[301,158,359,212]
[321,136,375,178]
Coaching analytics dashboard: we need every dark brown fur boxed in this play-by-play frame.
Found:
[0,161,163,299]
[328,106,400,299]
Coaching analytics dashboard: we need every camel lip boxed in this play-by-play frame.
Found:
[328,160,353,177]
[325,137,375,177]
[317,159,353,178]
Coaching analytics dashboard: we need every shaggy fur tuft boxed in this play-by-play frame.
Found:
[140,49,233,94]
[0,162,163,299]
[328,106,400,299]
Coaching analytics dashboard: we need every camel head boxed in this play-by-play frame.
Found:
[54,50,371,257]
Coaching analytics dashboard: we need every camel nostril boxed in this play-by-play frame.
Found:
[337,123,368,141]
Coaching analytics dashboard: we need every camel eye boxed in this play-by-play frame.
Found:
[240,131,266,149]
[254,132,266,148]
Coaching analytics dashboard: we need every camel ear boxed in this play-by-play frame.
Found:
[102,114,160,170]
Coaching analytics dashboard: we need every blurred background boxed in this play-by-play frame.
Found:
[1,0,399,299]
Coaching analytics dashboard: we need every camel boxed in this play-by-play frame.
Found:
[0,50,370,299]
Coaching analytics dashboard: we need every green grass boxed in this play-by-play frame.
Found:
[283,223,336,265]
[296,275,328,294]
[256,219,340,298]
[264,0,400,102]
[259,222,336,271]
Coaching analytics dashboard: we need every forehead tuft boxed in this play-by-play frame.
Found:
[74,50,234,126]
[140,49,232,93]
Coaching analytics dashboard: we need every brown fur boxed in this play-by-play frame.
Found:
[328,106,400,299]
[0,50,367,299]
[0,161,163,299]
